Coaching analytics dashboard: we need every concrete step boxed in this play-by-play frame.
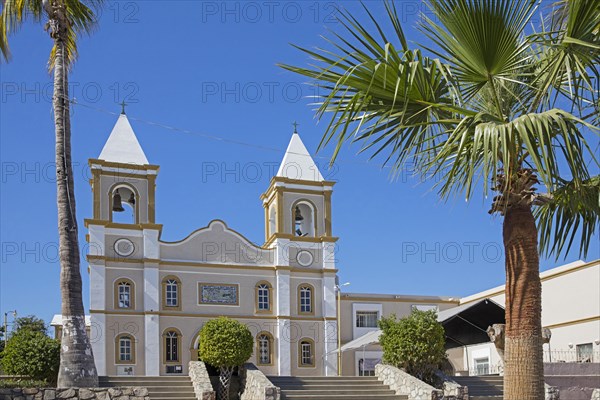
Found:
[274,375,407,399]
[470,397,503,400]
[147,390,195,396]
[281,395,407,400]
[282,389,396,395]
[278,384,390,390]
[145,387,195,392]
[270,376,379,382]
[149,397,196,400]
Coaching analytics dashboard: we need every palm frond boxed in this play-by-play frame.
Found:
[278,4,466,173]
[419,0,538,118]
[535,175,600,258]
[529,0,600,113]
[432,109,599,200]
[1,0,103,67]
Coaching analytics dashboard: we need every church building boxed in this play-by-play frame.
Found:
[72,113,599,379]
[86,112,341,377]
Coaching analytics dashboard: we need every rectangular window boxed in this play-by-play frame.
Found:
[300,287,312,313]
[301,342,313,366]
[359,358,379,376]
[576,343,593,362]
[258,335,271,364]
[474,357,490,376]
[166,281,178,307]
[258,285,270,311]
[119,338,131,362]
[166,336,178,362]
[356,311,379,328]
[119,285,131,308]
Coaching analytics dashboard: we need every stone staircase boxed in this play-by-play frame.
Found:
[99,376,196,400]
[268,376,408,400]
[452,375,503,400]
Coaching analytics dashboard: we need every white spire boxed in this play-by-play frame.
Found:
[99,114,149,165]
[276,132,324,182]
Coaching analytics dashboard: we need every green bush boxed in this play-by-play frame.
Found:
[1,329,60,384]
[199,317,253,400]
[378,310,446,385]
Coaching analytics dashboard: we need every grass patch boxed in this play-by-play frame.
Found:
[0,379,51,389]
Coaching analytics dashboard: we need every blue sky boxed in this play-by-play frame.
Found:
[1,0,598,326]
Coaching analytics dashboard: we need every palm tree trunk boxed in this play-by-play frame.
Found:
[503,205,544,400]
[53,34,98,388]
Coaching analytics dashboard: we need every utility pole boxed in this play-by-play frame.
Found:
[3,310,17,348]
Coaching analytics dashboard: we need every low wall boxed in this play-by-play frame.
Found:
[545,363,600,376]
[0,387,149,400]
[436,374,469,400]
[239,363,279,400]
[189,361,216,400]
[375,364,444,400]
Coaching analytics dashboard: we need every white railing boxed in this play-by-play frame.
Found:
[543,349,600,363]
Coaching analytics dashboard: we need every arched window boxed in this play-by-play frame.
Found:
[292,201,315,237]
[256,332,273,365]
[163,329,181,363]
[298,338,315,367]
[162,276,181,310]
[116,334,135,364]
[268,204,277,237]
[114,279,134,309]
[110,185,137,224]
[255,282,272,313]
[298,284,314,314]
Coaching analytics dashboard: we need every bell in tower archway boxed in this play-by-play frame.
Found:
[112,189,125,212]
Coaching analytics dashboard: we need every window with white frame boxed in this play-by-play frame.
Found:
[358,358,379,376]
[257,333,272,365]
[474,357,490,375]
[118,335,133,363]
[576,343,593,362]
[118,281,132,309]
[165,279,178,307]
[299,339,314,366]
[356,311,379,328]
[299,285,313,313]
[257,283,271,311]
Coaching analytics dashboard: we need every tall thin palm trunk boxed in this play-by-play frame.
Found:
[503,205,544,400]
[52,7,98,387]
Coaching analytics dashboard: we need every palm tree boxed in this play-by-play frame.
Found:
[1,0,104,388]
[280,1,599,399]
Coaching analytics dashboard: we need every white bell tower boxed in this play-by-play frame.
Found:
[86,110,162,376]
[261,125,339,376]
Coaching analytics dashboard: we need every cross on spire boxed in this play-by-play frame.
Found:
[292,121,299,133]
[120,100,128,115]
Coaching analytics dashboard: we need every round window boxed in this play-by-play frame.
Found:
[114,238,135,257]
[296,250,314,267]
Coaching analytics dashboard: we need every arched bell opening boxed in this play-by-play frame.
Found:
[268,204,277,237]
[293,201,315,237]
[110,184,137,224]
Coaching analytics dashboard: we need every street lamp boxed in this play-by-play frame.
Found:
[3,310,17,347]
[335,282,350,376]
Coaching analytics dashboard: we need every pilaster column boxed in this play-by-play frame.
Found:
[144,262,160,376]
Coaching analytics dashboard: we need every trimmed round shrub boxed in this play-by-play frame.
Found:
[199,317,253,400]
